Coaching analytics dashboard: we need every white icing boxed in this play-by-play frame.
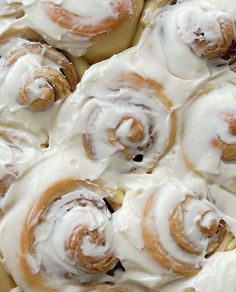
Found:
[112,171,224,289]
[132,0,234,106]
[15,0,134,56]
[161,251,236,292]
[209,0,236,21]
[0,152,117,291]
[0,37,73,144]
[0,0,236,291]
[52,54,173,173]
[182,75,236,192]
[25,77,50,102]
[33,190,114,283]
[177,7,224,46]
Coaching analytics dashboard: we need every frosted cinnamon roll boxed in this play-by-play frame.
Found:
[53,56,176,174]
[0,172,120,291]
[136,0,235,81]
[176,6,234,60]
[182,75,236,193]
[112,174,233,290]
[0,122,41,211]
[18,0,144,62]
[0,29,83,144]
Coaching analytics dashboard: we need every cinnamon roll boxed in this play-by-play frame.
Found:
[0,28,84,144]
[18,0,144,62]
[52,56,176,174]
[136,0,235,82]
[182,74,236,193]
[112,174,234,290]
[0,165,119,291]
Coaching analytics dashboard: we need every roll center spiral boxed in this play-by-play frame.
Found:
[212,114,236,162]
[116,117,145,144]
[65,226,115,274]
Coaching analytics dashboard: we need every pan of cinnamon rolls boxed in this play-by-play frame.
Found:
[0,0,236,291]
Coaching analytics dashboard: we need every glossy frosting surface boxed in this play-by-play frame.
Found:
[0,0,236,291]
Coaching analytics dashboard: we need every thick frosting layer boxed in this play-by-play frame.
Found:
[0,0,236,291]
[0,35,79,144]
[52,54,176,174]
[16,0,136,56]
[208,0,236,21]
[0,152,120,291]
[161,251,236,292]
[132,0,235,105]
[112,171,229,290]
[182,74,236,193]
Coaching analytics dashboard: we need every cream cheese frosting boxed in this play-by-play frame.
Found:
[181,73,236,193]
[0,150,120,291]
[112,169,233,291]
[132,0,235,105]
[0,35,79,145]
[51,53,176,174]
[161,251,236,292]
[14,0,135,57]
[0,0,236,291]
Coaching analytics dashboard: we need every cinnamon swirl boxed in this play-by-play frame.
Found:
[0,155,120,291]
[135,0,235,83]
[52,55,176,174]
[113,173,234,290]
[182,74,236,193]
[0,28,82,145]
[17,0,144,62]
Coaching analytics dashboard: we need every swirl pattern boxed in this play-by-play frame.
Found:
[20,179,117,289]
[176,5,234,60]
[143,194,225,277]
[0,29,81,144]
[136,0,235,82]
[0,1,236,291]
[112,175,233,289]
[18,0,144,61]
[53,57,176,173]
[182,76,236,193]
[0,174,118,291]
